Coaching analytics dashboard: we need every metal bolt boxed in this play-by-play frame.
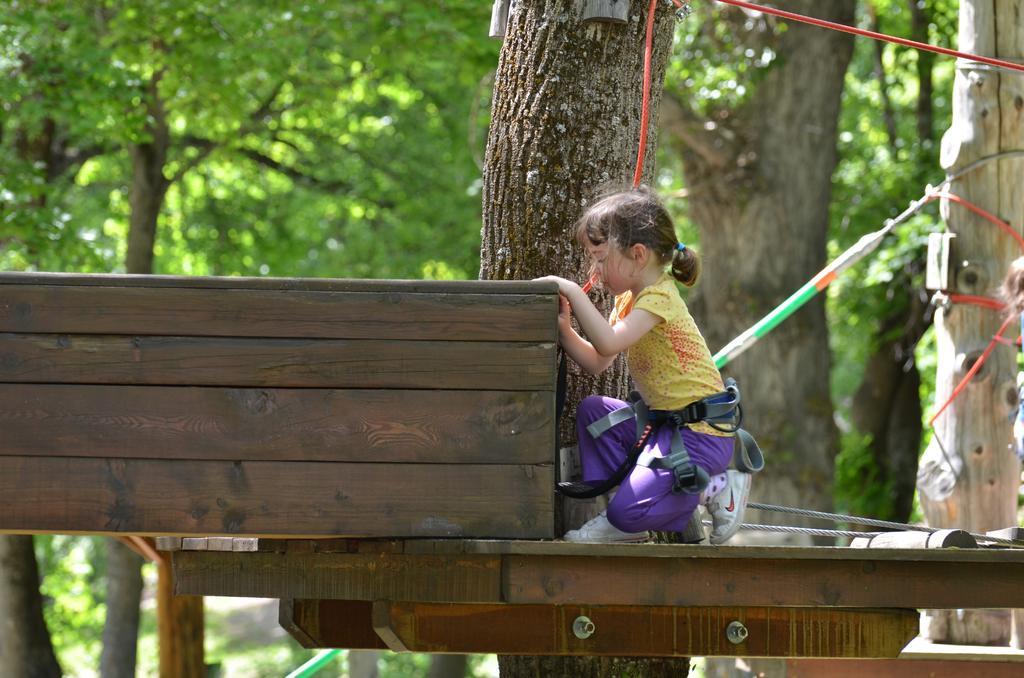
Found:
[573,615,596,640]
[666,0,694,21]
[726,620,748,644]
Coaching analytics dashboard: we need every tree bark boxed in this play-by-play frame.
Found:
[126,72,171,276]
[0,536,62,678]
[849,287,931,522]
[482,1,688,674]
[867,3,899,152]
[848,1,941,525]
[907,0,936,144]
[100,541,144,678]
[349,650,380,678]
[665,0,856,532]
[428,654,466,678]
[917,0,1024,646]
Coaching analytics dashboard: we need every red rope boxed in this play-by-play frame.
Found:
[709,0,1024,74]
[947,294,1007,312]
[928,313,1016,426]
[925,191,1024,252]
[633,0,658,188]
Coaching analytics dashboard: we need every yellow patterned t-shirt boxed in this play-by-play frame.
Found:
[611,273,729,437]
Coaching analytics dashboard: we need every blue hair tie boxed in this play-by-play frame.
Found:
[675,243,687,252]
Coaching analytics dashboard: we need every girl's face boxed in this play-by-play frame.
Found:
[586,241,635,295]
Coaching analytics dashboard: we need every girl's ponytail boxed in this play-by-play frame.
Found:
[670,245,701,287]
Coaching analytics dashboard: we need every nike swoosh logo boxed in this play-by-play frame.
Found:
[726,492,735,513]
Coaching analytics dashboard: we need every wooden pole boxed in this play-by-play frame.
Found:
[157,555,205,678]
[916,0,1024,646]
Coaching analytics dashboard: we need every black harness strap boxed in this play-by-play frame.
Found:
[557,378,764,499]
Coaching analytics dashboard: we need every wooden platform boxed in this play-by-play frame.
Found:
[164,537,1024,658]
[0,272,558,539]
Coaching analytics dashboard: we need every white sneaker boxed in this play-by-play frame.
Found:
[707,470,751,545]
[562,511,649,543]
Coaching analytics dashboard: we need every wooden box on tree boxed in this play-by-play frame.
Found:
[0,272,558,539]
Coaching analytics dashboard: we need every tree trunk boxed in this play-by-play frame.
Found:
[849,288,931,522]
[0,536,62,678]
[348,650,379,678]
[665,0,856,532]
[126,73,171,276]
[848,6,940,525]
[917,0,1024,646]
[907,0,936,144]
[100,541,144,678]
[482,1,688,674]
[428,654,466,678]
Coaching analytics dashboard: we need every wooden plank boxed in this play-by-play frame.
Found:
[0,334,555,390]
[0,384,553,464]
[279,599,327,649]
[0,456,554,538]
[155,537,183,551]
[282,599,385,650]
[173,552,504,601]
[0,285,555,342]
[288,600,917,658]
[0,271,556,295]
[395,538,1024,562]
[170,548,1024,608]
[371,601,411,652]
[503,554,1024,609]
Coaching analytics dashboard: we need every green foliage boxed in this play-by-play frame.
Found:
[834,430,895,520]
[34,537,107,669]
[4,3,499,673]
[667,4,780,114]
[1,0,497,279]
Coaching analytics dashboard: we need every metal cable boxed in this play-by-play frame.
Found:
[702,520,879,540]
[740,523,880,540]
[748,502,1024,547]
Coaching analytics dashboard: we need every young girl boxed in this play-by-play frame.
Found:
[1001,257,1024,463]
[538,188,750,544]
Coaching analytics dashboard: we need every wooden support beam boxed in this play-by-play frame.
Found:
[282,599,918,658]
[170,541,1024,609]
[502,553,1024,608]
[371,601,412,653]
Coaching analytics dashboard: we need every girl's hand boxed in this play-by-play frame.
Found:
[534,275,580,299]
[557,294,572,332]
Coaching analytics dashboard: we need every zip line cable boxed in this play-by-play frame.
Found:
[747,501,1024,547]
[703,0,1024,75]
[712,165,1024,369]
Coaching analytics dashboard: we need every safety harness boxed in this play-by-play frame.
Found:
[557,378,765,499]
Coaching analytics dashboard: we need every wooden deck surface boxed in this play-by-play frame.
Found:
[167,537,1024,609]
[162,536,1024,658]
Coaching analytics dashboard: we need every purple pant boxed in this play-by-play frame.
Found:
[577,395,733,533]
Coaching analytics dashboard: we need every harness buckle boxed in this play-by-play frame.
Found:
[667,451,710,495]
